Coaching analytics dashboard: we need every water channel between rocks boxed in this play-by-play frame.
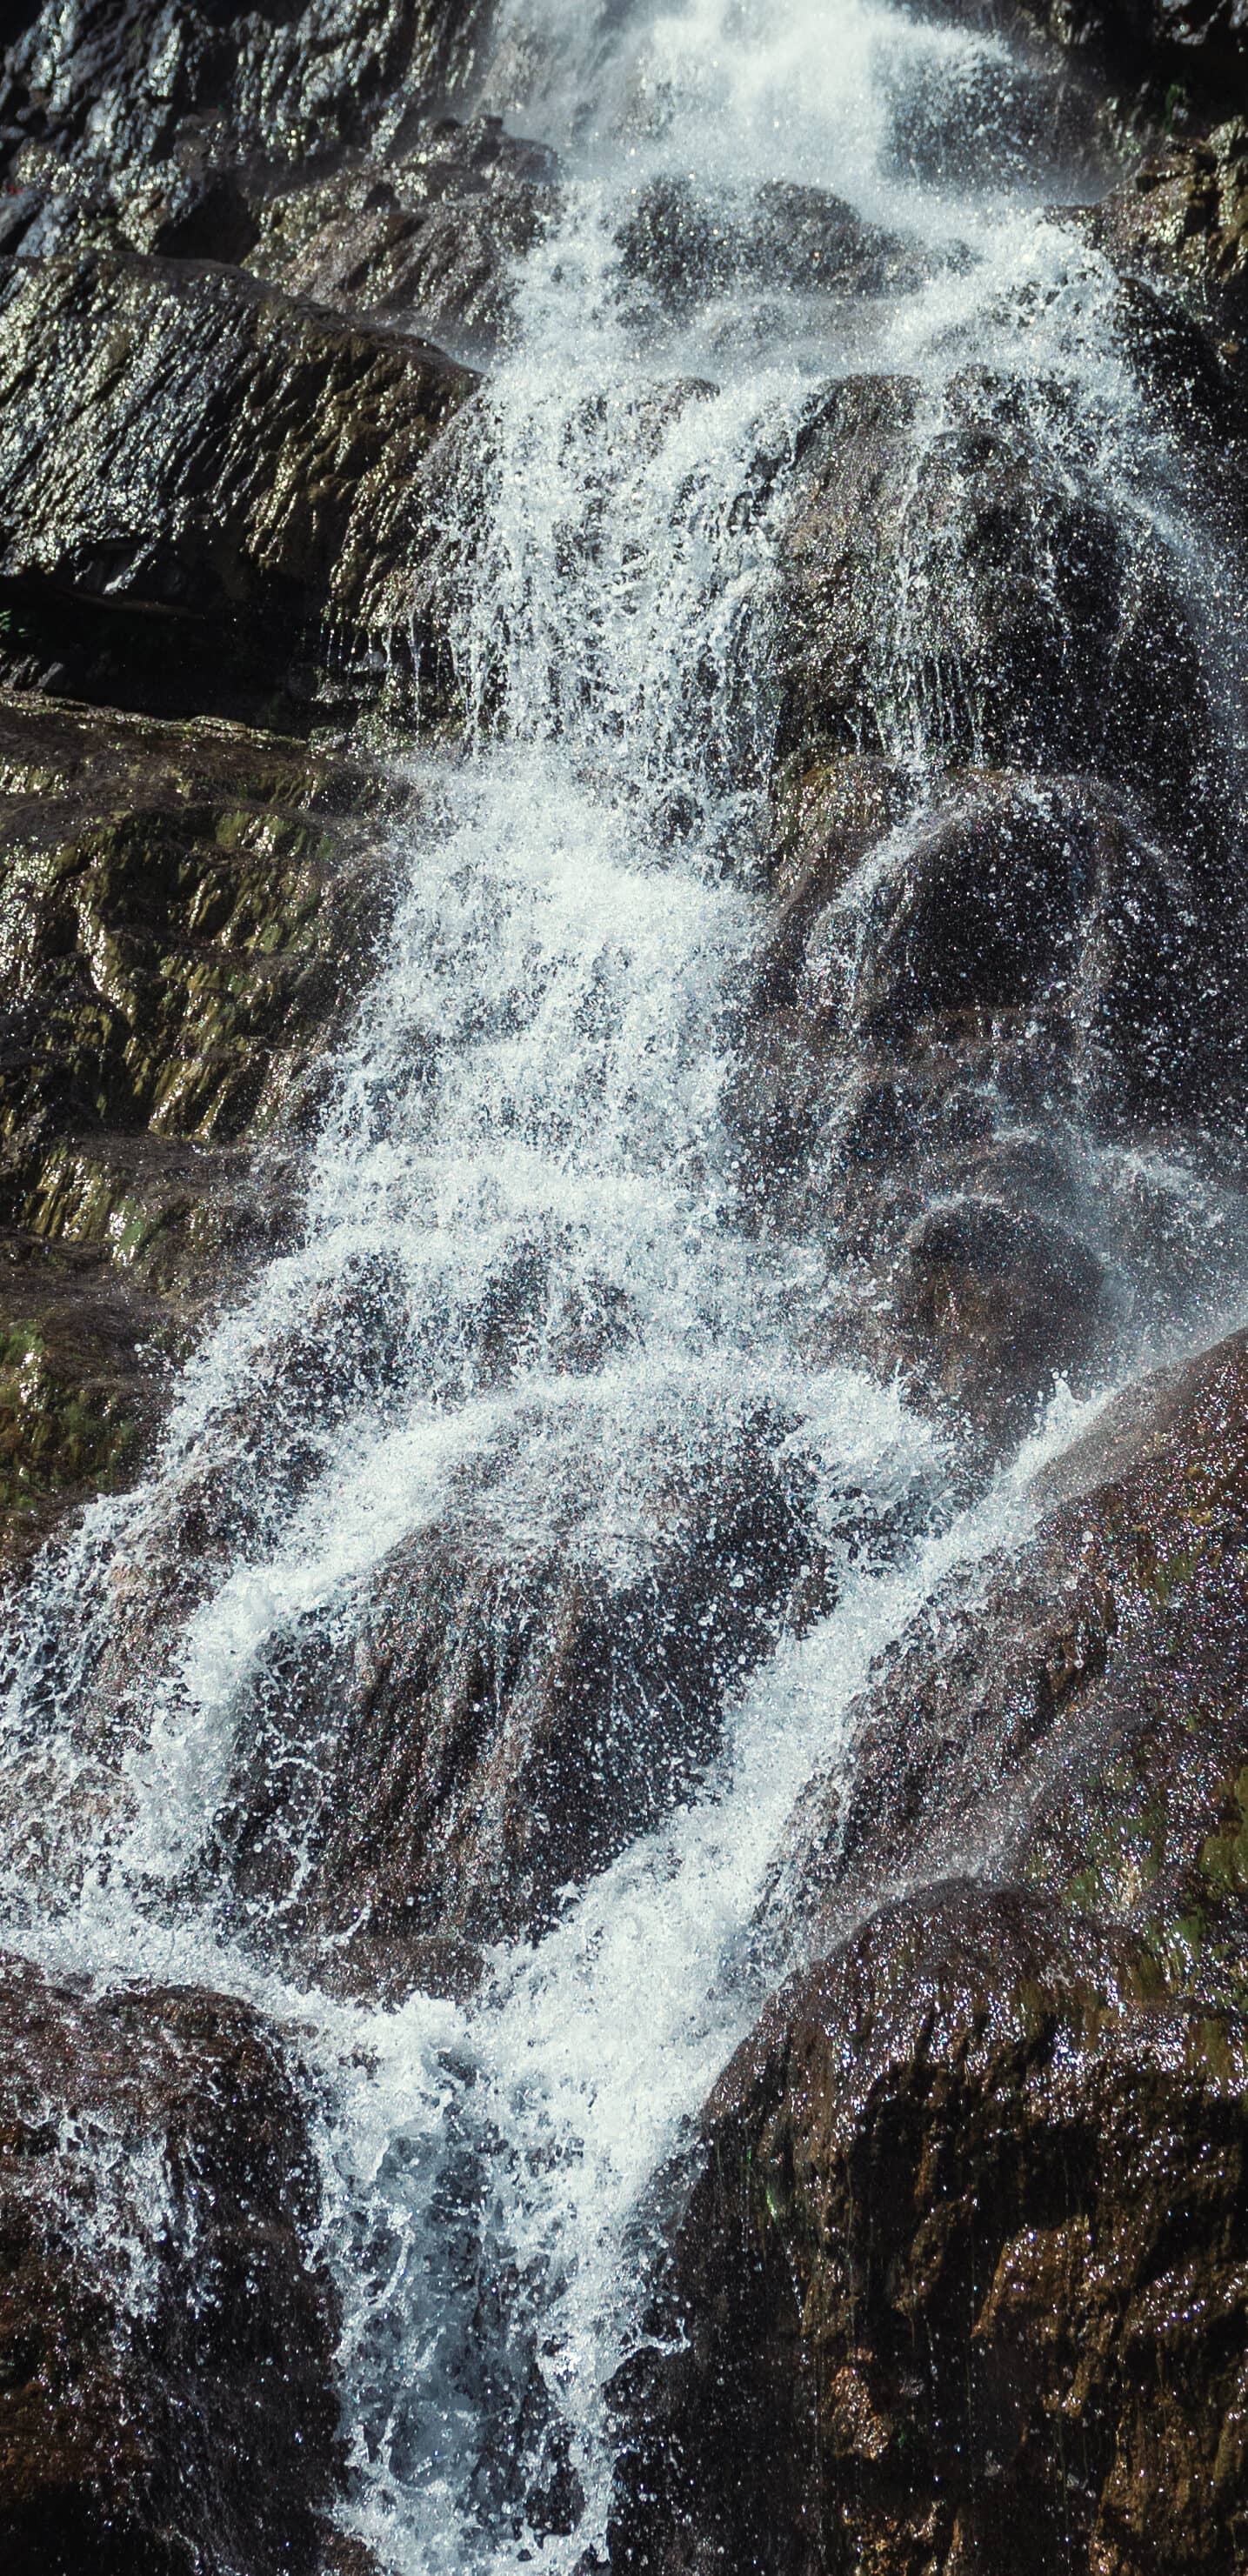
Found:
[3,0,1248,2566]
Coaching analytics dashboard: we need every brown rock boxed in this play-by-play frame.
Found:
[0,689,406,1556]
[611,1879,1248,2575]
[0,1950,337,2576]
[778,369,1217,821]
[777,1321,1248,1965]
[0,251,473,723]
[205,1422,834,1978]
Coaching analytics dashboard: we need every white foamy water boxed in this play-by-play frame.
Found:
[2,0,1245,2566]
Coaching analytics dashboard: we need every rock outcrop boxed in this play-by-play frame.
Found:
[611,1881,1248,2576]
[612,1327,1248,2572]
[0,252,472,723]
[204,1425,836,1982]
[0,690,405,1557]
[0,0,485,212]
[0,1950,337,2576]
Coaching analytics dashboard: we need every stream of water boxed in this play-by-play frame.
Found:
[3,0,1246,2566]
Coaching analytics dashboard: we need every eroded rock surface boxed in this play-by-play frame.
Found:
[0,253,472,722]
[611,1881,1248,2576]
[204,1425,836,1980]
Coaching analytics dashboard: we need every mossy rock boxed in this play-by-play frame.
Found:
[0,690,411,1550]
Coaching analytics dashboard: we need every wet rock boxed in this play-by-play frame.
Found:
[737,764,1212,1447]
[625,1334,1248,2576]
[1004,0,1248,107]
[836,775,1193,1064]
[0,0,484,203]
[0,1243,160,1565]
[779,1322,1248,1983]
[247,114,559,350]
[0,689,405,1552]
[207,1420,836,1977]
[0,1949,337,2576]
[886,33,1107,190]
[0,250,473,722]
[611,1879,1248,2576]
[615,175,931,318]
[885,1193,1108,1443]
[778,367,1220,824]
[1078,120,1248,378]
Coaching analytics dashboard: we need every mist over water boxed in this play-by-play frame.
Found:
[2,0,1247,2566]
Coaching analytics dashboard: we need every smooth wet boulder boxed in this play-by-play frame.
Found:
[777,1322,1248,1984]
[615,176,931,319]
[0,1950,337,2576]
[205,1422,837,1985]
[0,250,473,721]
[736,761,1218,1447]
[885,1193,1109,1442]
[778,367,1219,821]
[611,1879,1248,2576]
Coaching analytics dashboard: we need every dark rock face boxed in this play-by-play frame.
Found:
[614,1331,1248,2571]
[0,0,482,202]
[247,113,558,352]
[611,1881,1248,2576]
[203,1420,836,1980]
[784,1324,1248,1979]
[0,251,472,721]
[1009,0,1248,105]
[0,690,404,1556]
[0,1949,337,2576]
[748,295,1248,1448]
[1077,119,1248,383]
[734,759,1218,1450]
[615,177,932,318]
[777,368,1220,812]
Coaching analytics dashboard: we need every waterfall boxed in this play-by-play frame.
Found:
[1,0,1244,2567]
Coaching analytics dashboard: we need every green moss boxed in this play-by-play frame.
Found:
[1199,1768,1248,1902]
[0,1319,137,1524]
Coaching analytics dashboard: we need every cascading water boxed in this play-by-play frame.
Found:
[3,0,1247,2567]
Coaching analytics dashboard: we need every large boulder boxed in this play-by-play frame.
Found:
[244,113,558,352]
[611,1880,1248,2576]
[198,1420,838,1984]
[610,1326,1248,2572]
[777,1321,1248,1965]
[613,176,931,320]
[733,761,1228,1450]
[0,251,473,721]
[777,367,1221,825]
[0,1950,337,2576]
